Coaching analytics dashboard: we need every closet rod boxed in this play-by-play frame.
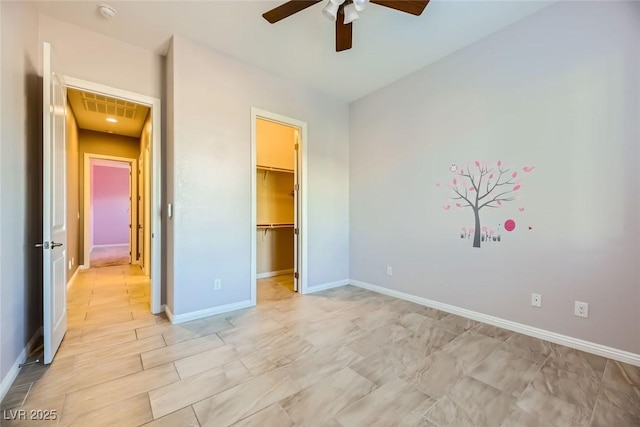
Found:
[257,165,294,174]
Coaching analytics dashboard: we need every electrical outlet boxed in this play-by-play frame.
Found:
[214,279,222,290]
[574,301,589,318]
[531,293,542,308]
[386,266,393,276]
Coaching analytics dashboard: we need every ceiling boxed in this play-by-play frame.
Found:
[67,88,150,138]
[36,1,553,102]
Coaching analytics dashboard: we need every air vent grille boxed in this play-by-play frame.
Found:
[82,92,138,120]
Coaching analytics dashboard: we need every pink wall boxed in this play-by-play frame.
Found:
[91,164,130,246]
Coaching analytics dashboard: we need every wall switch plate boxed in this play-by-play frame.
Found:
[574,301,589,318]
[68,260,72,270]
[386,266,393,276]
[531,293,542,308]
[214,279,222,290]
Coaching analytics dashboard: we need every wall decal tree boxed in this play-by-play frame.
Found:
[444,160,534,248]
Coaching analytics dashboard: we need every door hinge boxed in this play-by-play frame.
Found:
[294,184,299,191]
[129,251,132,256]
[294,143,299,151]
[294,228,299,235]
[294,272,299,279]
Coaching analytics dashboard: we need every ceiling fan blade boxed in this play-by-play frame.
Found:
[263,1,322,23]
[370,0,429,16]
[336,7,353,52]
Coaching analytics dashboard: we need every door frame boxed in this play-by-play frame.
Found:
[83,154,137,268]
[250,108,309,305]
[65,76,163,314]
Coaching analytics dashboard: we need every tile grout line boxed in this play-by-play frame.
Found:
[587,358,610,427]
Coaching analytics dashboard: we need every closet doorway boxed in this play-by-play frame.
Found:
[251,109,308,305]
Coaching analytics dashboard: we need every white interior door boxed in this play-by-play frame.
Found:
[293,130,300,292]
[42,42,68,364]
[143,146,151,275]
[138,152,144,268]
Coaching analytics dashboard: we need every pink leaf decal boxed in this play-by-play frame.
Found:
[469,228,474,234]
[461,227,466,232]
[469,187,475,192]
[513,184,521,191]
[512,171,518,178]
[489,173,494,179]
[456,203,462,208]
[482,226,487,232]
[489,230,495,235]
[443,205,451,210]
[497,160,502,167]
[522,166,535,173]
[453,178,457,185]
[475,160,481,167]
[436,183,440,187]
[497,200,502,206]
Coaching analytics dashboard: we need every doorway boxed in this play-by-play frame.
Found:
[64,78,162,314]
[251,108,308,305]
[85,156,136,268]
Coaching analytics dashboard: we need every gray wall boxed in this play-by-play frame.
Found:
[39,15,164,99]
[0,1,41,388]
[349,1,640,353]
[167,36,350,315]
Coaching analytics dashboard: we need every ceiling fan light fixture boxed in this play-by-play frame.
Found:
[353,0,369,12]
[322,1,340,21]
[343,3,359,24]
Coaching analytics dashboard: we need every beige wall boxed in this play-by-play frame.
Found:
[256,119,296,171]
[256,229,294,275]
[66,102,80,280]
[78,130,140,265]
[138,112,152,274]
[0,0,41,388]
[256,171,295,275]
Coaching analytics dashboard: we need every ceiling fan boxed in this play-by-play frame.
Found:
[262,0,429,52]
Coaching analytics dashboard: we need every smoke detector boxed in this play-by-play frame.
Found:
[98,4,116,19]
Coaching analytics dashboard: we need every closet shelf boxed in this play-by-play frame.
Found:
[257,223,294,236]
[257,165,294,174]
[257,223,294,229]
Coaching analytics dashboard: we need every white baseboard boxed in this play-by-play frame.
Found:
[66,267,81,290]
[165,300,252,325]
[79,264,90,270]
[256,269,294,280]
[0,328,42,403]
[350,279,640,367]
[304,279,349,294]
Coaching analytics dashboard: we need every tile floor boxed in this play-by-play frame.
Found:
[1,266,639,426]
